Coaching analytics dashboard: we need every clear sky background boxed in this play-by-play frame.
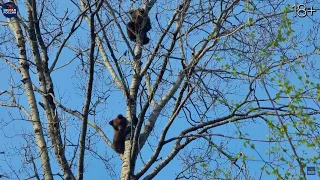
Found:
[0,0,319,179]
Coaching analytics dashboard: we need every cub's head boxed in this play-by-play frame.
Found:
[109,114,128,132]
[129,8,146,24]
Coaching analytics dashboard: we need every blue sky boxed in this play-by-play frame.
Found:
[0,0,320,179]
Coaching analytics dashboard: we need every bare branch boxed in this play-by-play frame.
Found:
[77,1,104,179]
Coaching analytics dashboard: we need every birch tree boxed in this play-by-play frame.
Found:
[0,0,319,180]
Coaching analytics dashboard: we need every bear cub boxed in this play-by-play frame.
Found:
[109,114,129,154]
[126,8,151,45]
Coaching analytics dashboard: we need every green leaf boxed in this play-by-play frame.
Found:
[250,144,255,149]
[243,141,247,147]
[201,163,207,168]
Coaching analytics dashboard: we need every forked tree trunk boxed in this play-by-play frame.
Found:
[7,16,54,180]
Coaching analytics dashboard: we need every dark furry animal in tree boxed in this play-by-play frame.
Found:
[126,8,152,45]
[109,114,129,154]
